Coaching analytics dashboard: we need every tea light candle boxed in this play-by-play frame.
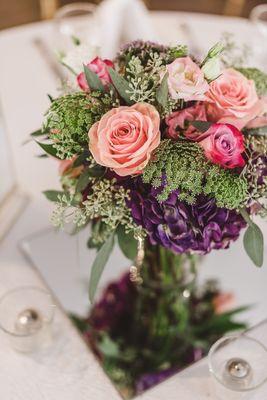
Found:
[15,309,43,334]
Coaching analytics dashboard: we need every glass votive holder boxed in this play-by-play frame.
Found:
[208,334,267,399]
[0,286,55,353]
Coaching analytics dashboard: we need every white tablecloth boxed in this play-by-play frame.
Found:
[0,11,266,400]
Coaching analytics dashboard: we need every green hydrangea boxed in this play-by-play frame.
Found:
[237,68,267,96]
[44,91,116,159]
[142,139,248,210]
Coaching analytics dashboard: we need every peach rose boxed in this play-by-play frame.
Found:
[88,103,160,176]
[206,68,265,129]
[165,57,209,101]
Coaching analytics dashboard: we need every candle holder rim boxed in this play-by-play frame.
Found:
[208,334,267,392]
[0,285,56,337]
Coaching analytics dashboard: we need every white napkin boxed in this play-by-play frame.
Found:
[95,0,157,58]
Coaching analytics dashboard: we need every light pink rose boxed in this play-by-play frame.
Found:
[165,57,209,101]
[166,103,207,140]
[77,57,114,91]
[213,293,234,315]
[88,103,161,176]
[206,68,265,129]
[198,123,245,169]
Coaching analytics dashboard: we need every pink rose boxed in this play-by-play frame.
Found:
[77,57,114,91]
[206,68,265,129]
[166,103,207,140]
[58,156,84,178]
[88,103,160,176]
[165,57,209,101]
[198,123,245,169]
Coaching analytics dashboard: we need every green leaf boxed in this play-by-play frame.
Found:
[98,335,119,358]
[76,169,91,193]
[191,120,212,132]
[87,237,102,250]
[108,68,133,104]
[47,94,54,103]
[89,232,115,303]
[69,313,88,333]
[75,165,105,193]
[30,129,45,137]
[243,223,264,267]
[84,65,105,92]
[36,141,60,158]
[117,225,137,261]
[43,190,64,202]
[72,150,90,168]
[156,73,169,108]
[240,209,264,267]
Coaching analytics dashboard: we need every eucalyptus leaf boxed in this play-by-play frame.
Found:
[89,232,115,303]
[240,209,264,267]
[108,68,133,104]
[43,190,64,202]
[191,120,212,133]
[84,65,105,92]
[243,223,264,267]
[117,225,138,261]
[156,73,169,108]
[36,141,60,158]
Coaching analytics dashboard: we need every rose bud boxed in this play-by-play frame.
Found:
[77,57,114,91]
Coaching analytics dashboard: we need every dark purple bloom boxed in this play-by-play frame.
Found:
[89,273,136,331]
[136,368,178,395]
[127,180,246,254]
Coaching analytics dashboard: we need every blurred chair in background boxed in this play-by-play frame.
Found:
[0,0,266,30]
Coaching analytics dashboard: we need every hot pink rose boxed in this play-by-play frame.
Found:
[165,57,209,101]
[166,103,207,140]
[198,123,245,169]
[206,68,265,129]
[88,103,160,176]
[77,57,114,91]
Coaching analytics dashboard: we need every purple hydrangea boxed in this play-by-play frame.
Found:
[127,181,246,254]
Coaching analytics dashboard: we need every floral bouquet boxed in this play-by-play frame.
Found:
[32,38,266,397]
[33,39,266,301]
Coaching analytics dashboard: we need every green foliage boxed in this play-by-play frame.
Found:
[43,190,65,202]
[165,45,188,62]
[143,139,248,209]
[156,72,168,108]
[84,65,105,92]
[243,135,267,217]
[124,54,162,104]
[89,232,115,302]
[117,225,138,261]
[237,67,267,96]
[109,67,133,104]
[43,91,115,159]
[240,209,264,267]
